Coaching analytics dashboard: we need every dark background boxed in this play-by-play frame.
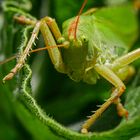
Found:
[0,0,140,140]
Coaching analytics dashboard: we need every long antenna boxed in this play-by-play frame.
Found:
[68,0,88,40]
[0,55,17,65]
[0,44,65,65]
[74,0,88,39]
[29,44,65,53]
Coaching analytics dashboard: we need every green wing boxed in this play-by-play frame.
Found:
[94,4,138,49]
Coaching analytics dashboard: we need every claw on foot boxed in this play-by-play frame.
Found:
[81,128,88,134]
[117,103,129,119]
[118,108,129,119]
[3,72,14,83]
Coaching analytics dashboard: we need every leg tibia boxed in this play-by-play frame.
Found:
[81,65,126,133]
[44,17,62,41]
[3,16,66,82]
[3,21,40,82]
[81,86,125,134]
[44,17,69,47]
[40,19,66,73]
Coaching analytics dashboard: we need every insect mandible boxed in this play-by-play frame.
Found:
[2,0,140,134]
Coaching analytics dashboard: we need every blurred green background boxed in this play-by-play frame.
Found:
[0,0,140,140]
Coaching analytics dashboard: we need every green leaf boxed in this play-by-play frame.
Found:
[1,0,140,140]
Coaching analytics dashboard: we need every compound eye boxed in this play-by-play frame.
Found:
[81,35,88,43]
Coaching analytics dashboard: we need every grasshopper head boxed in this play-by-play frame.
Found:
[62,15,90,49]
[61,0,89,48]
[68,34,88,48]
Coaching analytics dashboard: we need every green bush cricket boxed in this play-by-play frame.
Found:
[1,0,140,134]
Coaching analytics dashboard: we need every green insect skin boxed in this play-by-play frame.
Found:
[2,2,139,134]
[61,4,138,84]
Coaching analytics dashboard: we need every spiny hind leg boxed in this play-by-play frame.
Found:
[110,48,140,71]
[112,65,135,118]
[81,65,126,134]
[104,48,140,120]
[3,21,41,82]
[16,15,67,71]
[3,16,66,82]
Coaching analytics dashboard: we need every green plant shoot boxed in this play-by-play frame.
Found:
[2,0,140,134]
